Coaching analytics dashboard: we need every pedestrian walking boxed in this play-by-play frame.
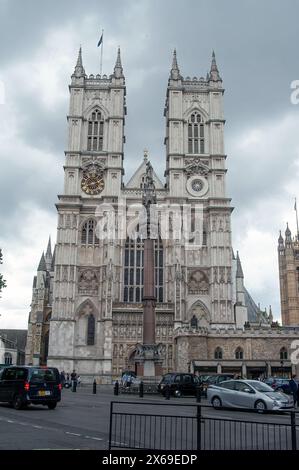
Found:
[71,370,78,392]
[60,370,66,387]
[289,374,298,407]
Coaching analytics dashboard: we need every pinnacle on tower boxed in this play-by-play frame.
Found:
[170,49,180,80]
[37,252,47,272]
[209,50,222,82]
[114,47,124,78]
[236,251,244,278]
[45,236,52,271]
[72,46,85,78]
[278,230,284,245]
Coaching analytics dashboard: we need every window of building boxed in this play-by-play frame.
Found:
[280,347,288,360]
[123,237,164,303]
[81,219,99,246]
[188,112,204,154]
[87,314,95,345]
[235,347,244,360]
[87,109,104,151]
[4,352,12,365]
[214,347,223,360]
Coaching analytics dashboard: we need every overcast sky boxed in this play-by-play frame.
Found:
[0,0,299,329]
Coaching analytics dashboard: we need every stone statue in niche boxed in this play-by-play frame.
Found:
[188,269,209,294]
[78,270,99,295]
[190,303,210,328]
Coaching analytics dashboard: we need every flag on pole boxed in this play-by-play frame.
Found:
[97,33,103,47]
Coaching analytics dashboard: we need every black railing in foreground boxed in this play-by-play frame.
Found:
[108,401,299,451]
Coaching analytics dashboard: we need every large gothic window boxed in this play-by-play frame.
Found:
[188,112,204,154]
[81,219,99,246]
[123,237,164,303]
[87,109,104,151]
[87,314,95,345]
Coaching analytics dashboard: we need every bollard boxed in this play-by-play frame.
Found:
[165,384,170,400]
[93,379,97,394]
[139,381,144,398]
[196,385,201,403]
[114,380,119,396]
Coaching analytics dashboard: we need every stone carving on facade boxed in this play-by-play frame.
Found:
[78,270,99,295]
[188,269,209,294]
[184,159,209,177]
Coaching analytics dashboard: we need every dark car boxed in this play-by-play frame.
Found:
[201,374,235,396]
[0,366,62,410]
[157,373,200,397]
[264,377,296,395]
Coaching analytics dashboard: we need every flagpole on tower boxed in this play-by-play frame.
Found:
[98,29,104,76]
[295,197,299,240]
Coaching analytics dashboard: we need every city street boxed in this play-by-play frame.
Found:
[0,386,298,450]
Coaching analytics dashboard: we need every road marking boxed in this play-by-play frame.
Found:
[65,432,82,437]
[84,435,103,441]
[7,420,15,423]
[33,425,43,429]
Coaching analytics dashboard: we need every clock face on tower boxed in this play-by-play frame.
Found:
[81,162,105,195]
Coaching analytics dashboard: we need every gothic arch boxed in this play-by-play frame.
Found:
[75,299,99,319]
[75,299,98,347]
[83,102,109,121]
[183,104,209,121]
[188,300,211,327]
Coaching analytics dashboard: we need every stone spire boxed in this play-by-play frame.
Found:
[236,251,244,278]
[72,46,85,78]
[285,223,292,245]
[37,252,47,272]
[170,49,180,80]
[114,47,124,78]
[209,50,222,82]
[278,230,284,247]
[45,237,52,271]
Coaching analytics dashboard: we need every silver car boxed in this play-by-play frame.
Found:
[207,379,294,411]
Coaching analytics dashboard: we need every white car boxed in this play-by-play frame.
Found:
[207,379,294,411]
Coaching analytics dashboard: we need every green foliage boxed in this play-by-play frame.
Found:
[0,248,7,295]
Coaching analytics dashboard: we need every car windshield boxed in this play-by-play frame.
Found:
[249,381,275,393]
[30,368,57,383]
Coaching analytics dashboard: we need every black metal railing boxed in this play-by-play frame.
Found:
[108,401,299,450]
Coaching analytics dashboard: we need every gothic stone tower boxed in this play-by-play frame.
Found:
[163,50,246,329]
[278,225,299,325]
[47,48,126,379]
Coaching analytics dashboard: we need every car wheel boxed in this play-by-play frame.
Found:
[47,402,57,410]
[212,396,222,408]
[13,395,24,410]
[174,389,182,398]
[255,400,267,412]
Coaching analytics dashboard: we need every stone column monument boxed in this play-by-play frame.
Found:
[135,160,163,377]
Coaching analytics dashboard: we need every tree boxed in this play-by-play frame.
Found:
[0,248,7,296]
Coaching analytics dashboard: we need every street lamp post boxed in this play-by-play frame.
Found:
[280,360,284,378]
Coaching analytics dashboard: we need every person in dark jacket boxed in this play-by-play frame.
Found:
[289,375,298,407]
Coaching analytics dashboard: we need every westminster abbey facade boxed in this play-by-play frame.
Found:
[26,47,299,382]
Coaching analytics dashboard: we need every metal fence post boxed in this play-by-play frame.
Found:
[290,411,297,450]
[139,381,144,398]
[108,401,114,450]
[196,404,202,451]
[93,379,97,394]
[196,386,201,403]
